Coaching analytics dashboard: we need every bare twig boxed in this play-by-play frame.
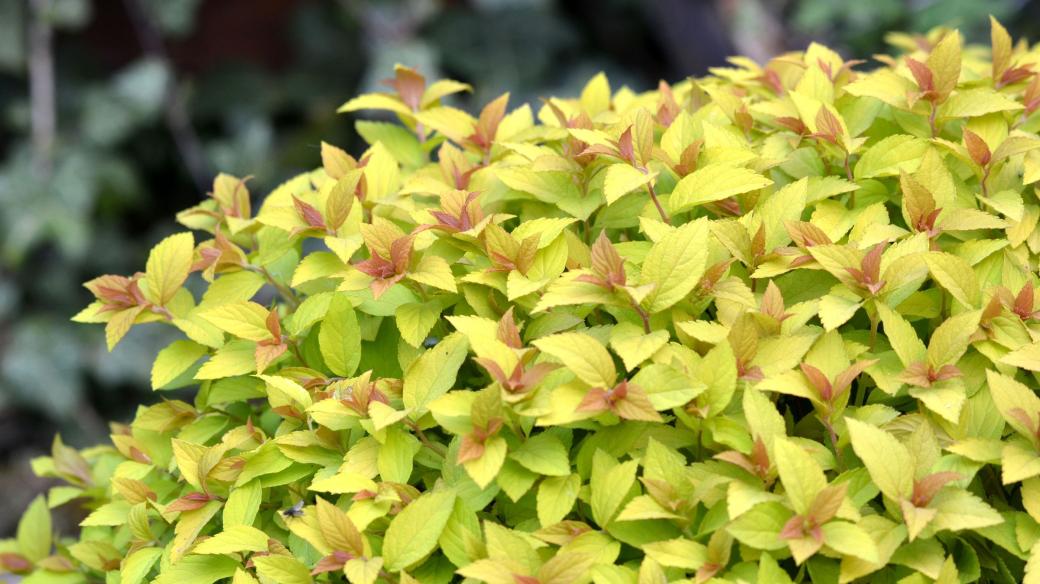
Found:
[122,0,210,195]
[28,0,55,179]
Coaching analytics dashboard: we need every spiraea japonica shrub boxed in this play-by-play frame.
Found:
[10,18,1040,584]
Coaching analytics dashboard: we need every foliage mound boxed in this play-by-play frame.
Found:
[10,20,1040,584]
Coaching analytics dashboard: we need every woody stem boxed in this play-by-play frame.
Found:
[928,101,939,138]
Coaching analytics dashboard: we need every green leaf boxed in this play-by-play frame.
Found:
[463,435,507,489]
[383,489,457,571]
[319,294,362,377]
[145,232,194,306]
[639,218,710,313]
[396,301,444,348]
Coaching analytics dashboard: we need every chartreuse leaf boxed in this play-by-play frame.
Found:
[121,547,163,584]
[924,252,980,307]
[319,294,361,376]
[670,164,772,213]
[199,301,270,340]
[590,450,638,527]
[152,339,208,389]
[533,332,616,388]
[639,218,709,313]
[537,473,580,526]
[253,555,313,584]
[774,438,827,515]
[191,525,269,554]
[17,495,51,561]
[383,488,456,571]
[153,555,238,584]
[145,232,194,306]
[846,418,914,501]
[403,333,468,416]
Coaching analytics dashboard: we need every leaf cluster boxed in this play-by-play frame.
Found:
[11,21,1040,584]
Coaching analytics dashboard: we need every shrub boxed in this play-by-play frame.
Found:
[8,20,1040,584]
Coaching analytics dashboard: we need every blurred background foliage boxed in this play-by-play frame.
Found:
[0,0,1038,534]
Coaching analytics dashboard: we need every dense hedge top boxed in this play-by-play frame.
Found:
[9,19,1040,584]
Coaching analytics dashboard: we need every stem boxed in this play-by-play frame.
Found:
[821,416,844,472]
[288,339,308,368]
[249,265,301,309]
[843,151,853,182]
[980,166,990,198]
[869,308,879,351]
[631,299,652,334]
[407,421,447,458]
[646,182,671,224]
[928,101,939,138]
